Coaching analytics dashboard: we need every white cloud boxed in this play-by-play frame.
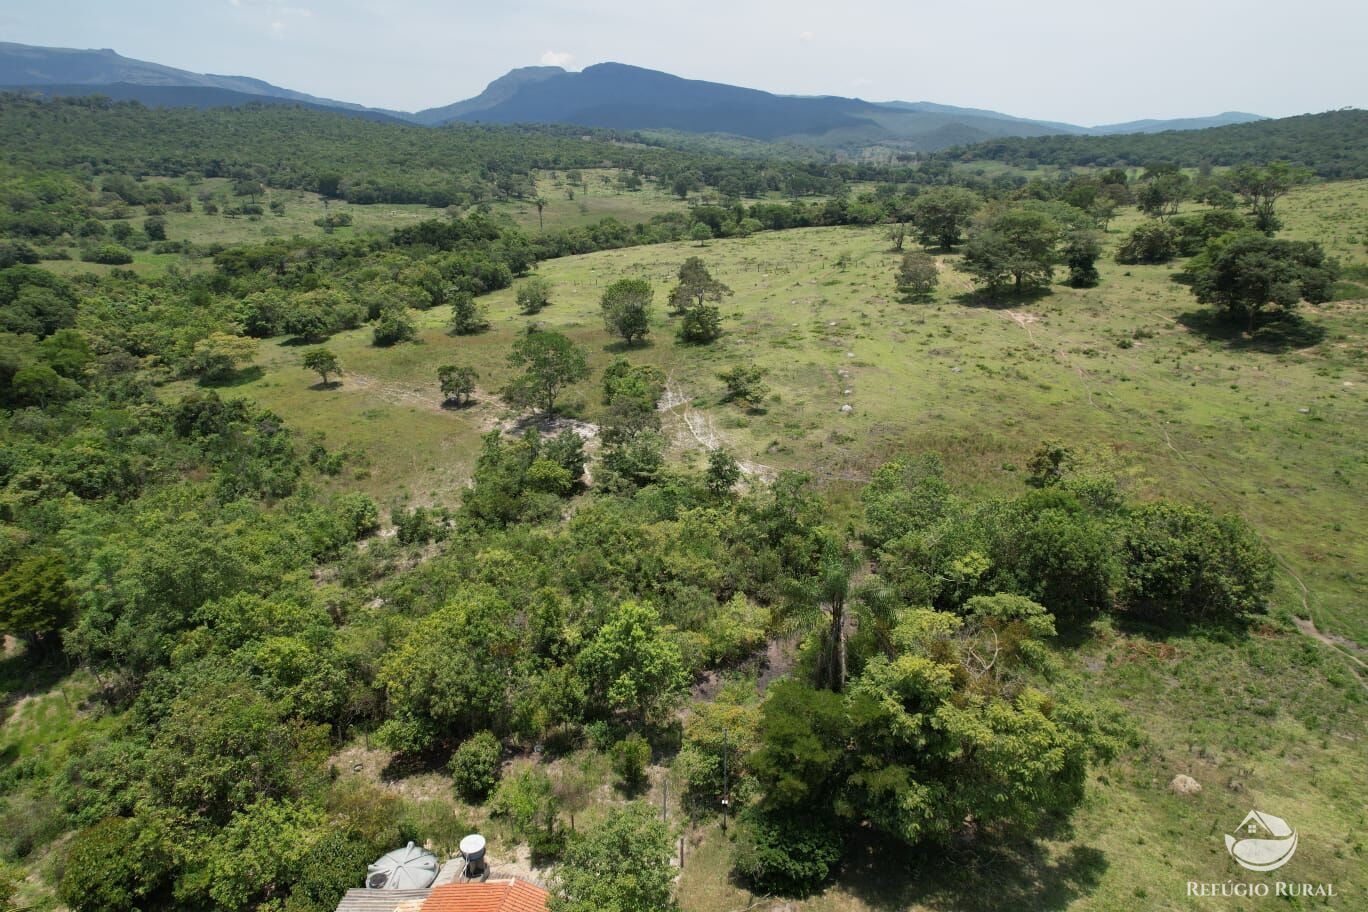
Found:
[798,30,814,42]
[269,20,286,38]
[540,49,574,67]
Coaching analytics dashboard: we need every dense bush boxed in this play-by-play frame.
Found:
[449,732,502,802]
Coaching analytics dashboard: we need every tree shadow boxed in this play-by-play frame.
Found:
[603,339,655,354]
[308,380,342,391]
[280,335,326,347]
[954,286,1054,309]
[198,365,264,388]
[836,829,1108,912]
[1176,309,1326,353]
[440,397,477,410]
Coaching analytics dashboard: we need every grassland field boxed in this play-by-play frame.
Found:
[90,178,1368,911]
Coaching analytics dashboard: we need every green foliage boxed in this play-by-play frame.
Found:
[449,731,503,802]
[448,290,489,335]
[59,816,172,912]
[600,278,654,344]
[678,303,723,344]
[371,304,417,347]
[82,243,134,265]
[1115,221,1179,264]
[490,766,562,860]
[1120,501,1276,624]
[610,734,651,792]
[1224,160,1312,232]
[191,331,258,381]
[437,364,478,405]
[517,276,554,315]
[301,348,340,384]
[959,206,1061,294]
[732,807,841,897]
[1191,233,1338,329]
[0,550,74,646]
[668,257,731,316]
[376,590,520,753]
[577,601,687,729]
[551,803,676,912]
[717,365,768,408]
[704,449,742,496]
[1063,231,1102,287]
[908,186,982,248]
[502,331,590,415]
[895,249,939,300]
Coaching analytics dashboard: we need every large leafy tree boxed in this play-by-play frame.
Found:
[0,550,75,650]
[959,207,1062,294]
[600,278,654,345]
[668,257,731,316]
[1191,233,1337,330]
[576,601,686,729]
[502,331,590,415]
[551,804,677,912]
[907,186,981,248]
[1224,161,1311,233]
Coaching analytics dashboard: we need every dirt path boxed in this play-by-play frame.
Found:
[660,374,777,481]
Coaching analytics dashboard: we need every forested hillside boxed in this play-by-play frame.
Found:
[949,109,1368,178]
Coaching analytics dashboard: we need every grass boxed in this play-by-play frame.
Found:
[154,181,1367,910]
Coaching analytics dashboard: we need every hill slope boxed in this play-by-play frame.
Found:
[0,41,405,119]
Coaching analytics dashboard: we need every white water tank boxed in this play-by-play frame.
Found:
[365,841,439,890]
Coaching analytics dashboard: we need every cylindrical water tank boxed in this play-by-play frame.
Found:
[459,834,487,865]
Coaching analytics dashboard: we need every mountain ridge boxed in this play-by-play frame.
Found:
[0,41,1268,149]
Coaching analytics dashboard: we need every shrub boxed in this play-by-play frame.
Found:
[490,767,562,860]
[1114,222,1178,264]
[516,276,553,314]
[610,734,651,792]
[372,305,416,346]
[732,808,841,897]
[82,244,134,265]
[449,731,502,802]
[1120,501,1276,623]
[332,492,380,540]
[59,817,171,912]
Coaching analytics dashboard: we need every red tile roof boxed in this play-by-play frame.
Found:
[419,880,549,912]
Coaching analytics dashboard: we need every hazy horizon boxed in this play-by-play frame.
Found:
[2,0,1365,124]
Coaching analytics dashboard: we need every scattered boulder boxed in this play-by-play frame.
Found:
[1170,774,1202,797]
[839,404,853,413]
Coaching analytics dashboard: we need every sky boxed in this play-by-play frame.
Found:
[2,0,1365,124]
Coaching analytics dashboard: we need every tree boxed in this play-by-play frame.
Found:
[610,734,651,793]
[1114,221,1179,264]
[502,331,590,415]
[449,289,489,335]
[142,215,167,241]
[1120,501,1275,623]
[450,731,502,802]
[372,304,417,346]
[534,196,548,230]
[59,816,172,912]
[959,207,1061,294]
[895,250,939,300]
[1224,161,1311,233]
[551,804,677,912]
[600,278,654,345]
[576,601,687,729]
[301,348,340,385]
[1063,231,1102,287]
[690,222,714,246]
[908,187,981,248]
[437,364,478,405]
[718,365,769,408]
[491,767,562,861]
[705,449,742,496]
[886,220,908,251]
[678,304,723,344]
[1191,234,1337,330]
[0,551,74,650]
[192,331,258,381]
[668,257,732,315]
[517,276,554,314]
[1136,170,1190,220]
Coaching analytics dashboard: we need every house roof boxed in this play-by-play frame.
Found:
[419,880,550,912]
[334,888,431,912]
